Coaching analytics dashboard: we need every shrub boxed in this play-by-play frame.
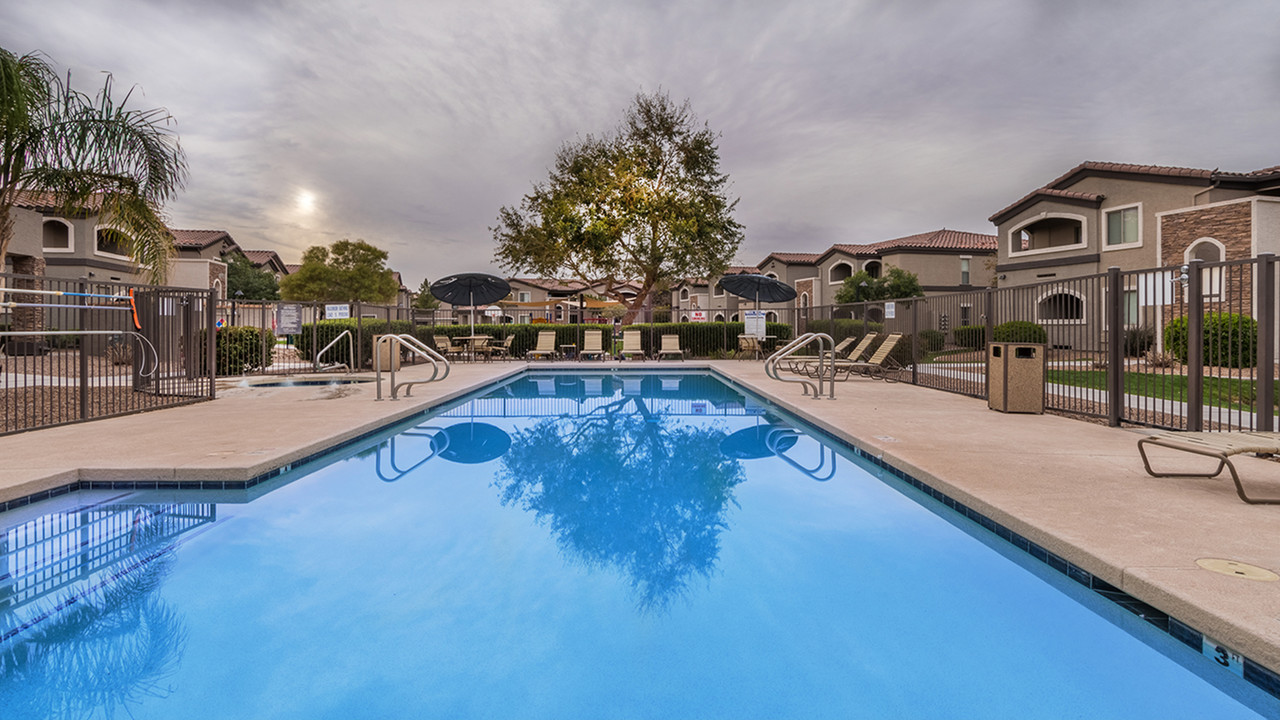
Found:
[993,320,1047,344]
[953,325,985,349]
[1123,325,1155,358]
[918,329,945,353]
[200,325,275,375]
[1163,312,1257,368]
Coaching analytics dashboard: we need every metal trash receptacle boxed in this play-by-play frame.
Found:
[987,342,1045,413]
[373,335,401,371]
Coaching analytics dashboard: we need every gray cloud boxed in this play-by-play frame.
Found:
[3,0,1278,286]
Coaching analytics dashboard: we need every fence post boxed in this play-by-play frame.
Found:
[1187,259,1204,431]
[207,289,217,399]
[1257,254,1276,432]
[910,299,919,386]
[78,280,89,420]
[1106,267,1124,427]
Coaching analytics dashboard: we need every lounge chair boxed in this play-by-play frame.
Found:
[526,331,557,361]
[620,330,646,360]
[580,330,608,361]
[657,334,685,361]
[832,333,904,382]
[738,334,762,360]
[787,334,875,375]
[1137,431,1280,504]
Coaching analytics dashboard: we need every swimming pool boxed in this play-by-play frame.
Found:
[1,370,1275,718]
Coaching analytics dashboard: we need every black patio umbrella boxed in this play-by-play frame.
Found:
[719,424,799,460]
[717,274,797,308]
[437,422,512,464]
[430,273,512,335]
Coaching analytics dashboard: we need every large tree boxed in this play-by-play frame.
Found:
[279,239,398,303]
[226,252,280,300]
[834,266,925,304]
[411,278,440,309]
[0,47,186,281]
[492,90,743,321]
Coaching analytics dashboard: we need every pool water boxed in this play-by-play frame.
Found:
[1,371,1275,718]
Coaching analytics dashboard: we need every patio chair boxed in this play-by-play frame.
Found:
[620,330,646,360]
[1137,431,1280,505]
[657,334,685,361]
[486,334,516,361]
[787,334,874,375]
[738,334,762,360]
[832,333,904,382]
[580,330,608,361]
[433,335,466,360]
[526,331,557,361]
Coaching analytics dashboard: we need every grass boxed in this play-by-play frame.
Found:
[1046,369,1280,411]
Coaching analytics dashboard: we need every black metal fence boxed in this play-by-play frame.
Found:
[793,256,1279,432]
[0,272,216,435]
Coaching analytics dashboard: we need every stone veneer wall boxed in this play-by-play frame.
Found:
[1160,201,1256,321]
[9,256,46,335]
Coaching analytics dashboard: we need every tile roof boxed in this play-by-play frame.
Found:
[829,229,996,256]
[170,229,234,249]
[761,252,821,265]
[1046,161,1214,189]
[240,249,281,265]
[285,264,302,274]
[991,160,1280,224]
[11,191,104,212]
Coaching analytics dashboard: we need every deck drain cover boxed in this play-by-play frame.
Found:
[1196,558,1279,581]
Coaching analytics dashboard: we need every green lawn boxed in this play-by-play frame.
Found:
[1046,369,1280,411]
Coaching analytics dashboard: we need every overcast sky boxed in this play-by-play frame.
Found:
[4,0,1279,287]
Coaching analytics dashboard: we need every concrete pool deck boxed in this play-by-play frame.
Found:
[3,358,1280,681]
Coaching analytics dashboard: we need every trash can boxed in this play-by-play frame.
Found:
[987,342,1045,413]
[373,335,401,371]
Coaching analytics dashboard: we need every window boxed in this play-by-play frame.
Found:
[517,291,531,302]
[95,228,131,257]
[1123,289,1140,326]
[1186,239,1225,298]
[42,219,72,251]
[830,262,853,284]
[1009,215,1086,255]
[713,283,724,297]
[960,257,971,285]
[680,288,690,301]
[960,305,972,326]
[1105,206,1139,246]
[1037,291,1084,322]
[863,260,882,279]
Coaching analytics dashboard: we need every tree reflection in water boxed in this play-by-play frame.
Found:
[0,534,188,718]
[496,396,745,612]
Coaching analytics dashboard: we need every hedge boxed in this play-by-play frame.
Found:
[1163,312,1258,368]
[200,325,275,375]
[992,320,1047,344]
[953,325,985,349]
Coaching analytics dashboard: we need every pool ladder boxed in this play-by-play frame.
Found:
[764,332,836,399]
[315,330,354,372]
[374,334,450,400]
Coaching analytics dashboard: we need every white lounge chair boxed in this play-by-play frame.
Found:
[1138,431,1280,504]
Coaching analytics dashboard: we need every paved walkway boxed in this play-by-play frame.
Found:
[3,359,1280,679]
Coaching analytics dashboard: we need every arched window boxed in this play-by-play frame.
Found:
[1185,238,1225,298]
[42,219,73,252]
[212,278,224,300]
[730,313,739,322]
[800,292,810,308]
[680,288,690,301]
[863,260,882,279]
[1037,290,1085,323]
[714,313,725,322]
[680,314,689,323]
[830,262,854,284]
[765,311,777,322]
[95,227,132,258]
[1009,214,1087,256]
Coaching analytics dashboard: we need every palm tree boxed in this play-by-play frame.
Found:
[0,47,187,283]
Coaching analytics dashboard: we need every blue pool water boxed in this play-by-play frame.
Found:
[1,371,1276,718]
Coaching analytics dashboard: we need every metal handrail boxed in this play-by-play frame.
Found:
[764,332,835,398]
[315,330,354,372]
[767,428,837,481]
[375,333,451,400]
[375,425,449,481]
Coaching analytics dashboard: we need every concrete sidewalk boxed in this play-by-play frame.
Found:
[3,358,1280,682]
